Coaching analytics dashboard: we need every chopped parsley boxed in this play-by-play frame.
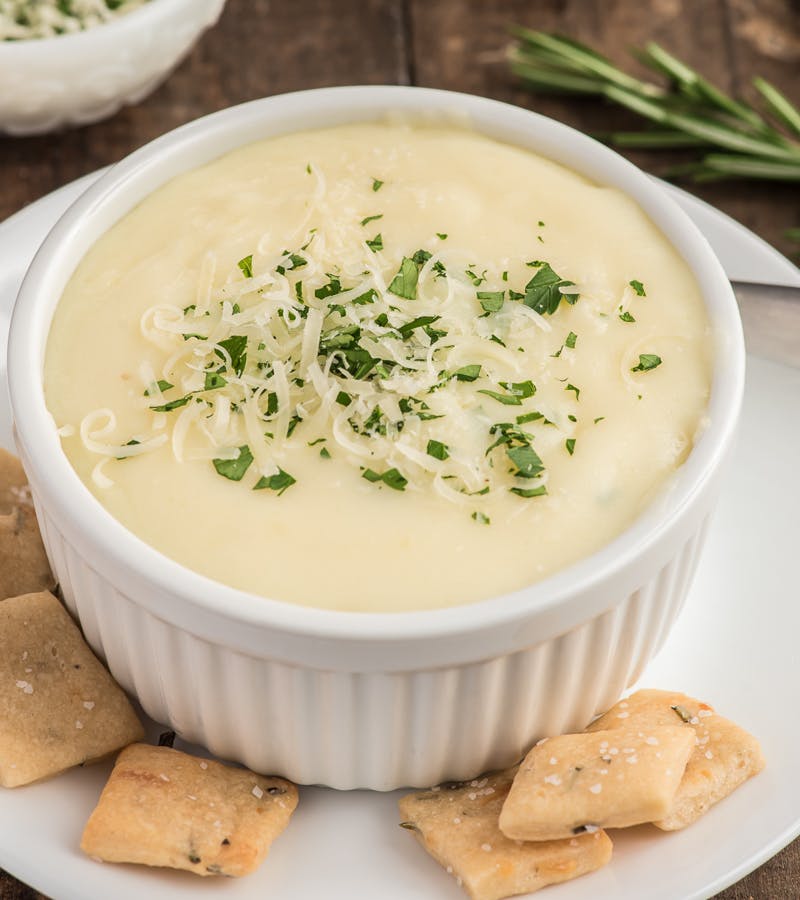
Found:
[366,234,384,252]
[372,177,384,192]
[629,279,647,296]
[254,468,296,495]
[143,379,173,397]
[565,383,580,400]
[477,291,504,314]
[472,511,491,525]
[522,261,579,315]
[565,437,576,456]
[361,214,383,226]
[631,354,662,372]
[619,310,636,323]
[213,446,253,481]
[362,467,407,491]
[436,232,448,240]
[426,439,449,460]
[388,257,420,300]
[237,255,254,279]
[215,335,248,376]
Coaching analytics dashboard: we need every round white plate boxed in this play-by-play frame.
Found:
[1,173,798,900]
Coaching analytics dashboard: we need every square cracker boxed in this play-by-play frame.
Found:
[81,743,299,877]
[586,689,765,830]
[499,725,694,841]
[398,769,612,900]
[0,591,144,787]
[0,448,55,601]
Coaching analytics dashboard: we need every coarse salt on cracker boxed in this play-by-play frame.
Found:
[499,726,694,841]
[586,689,765,830]
[0,591,144,787]
[399,769,612,900]
[0,449,55,602]
[81,743,298,877]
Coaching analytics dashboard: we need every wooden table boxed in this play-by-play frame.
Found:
[1,1,798,897]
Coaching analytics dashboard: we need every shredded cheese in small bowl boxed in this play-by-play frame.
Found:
[0,0,150,40]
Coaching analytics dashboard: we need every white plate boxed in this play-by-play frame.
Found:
[1,173,799,900]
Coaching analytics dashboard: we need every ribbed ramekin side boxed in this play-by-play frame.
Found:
[30,500,707,790]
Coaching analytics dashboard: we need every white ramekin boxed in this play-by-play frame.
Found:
[8,87,745,790]
[0,0,227,135]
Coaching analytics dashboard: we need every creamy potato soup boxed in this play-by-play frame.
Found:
[45,124,712,612]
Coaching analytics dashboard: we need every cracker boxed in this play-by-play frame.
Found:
[81,743,299,877]
[0,591,144,787]
[0,448,55,601]
[398,769,612,900]
[499,725,694,841]
[586,689,765,830]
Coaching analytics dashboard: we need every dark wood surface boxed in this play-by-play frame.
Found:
[1,1,798,897]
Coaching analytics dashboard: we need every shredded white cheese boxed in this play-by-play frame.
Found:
[1,0,148,40]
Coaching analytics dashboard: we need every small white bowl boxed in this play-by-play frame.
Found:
[8,87,745,789]
[0,0,227,135]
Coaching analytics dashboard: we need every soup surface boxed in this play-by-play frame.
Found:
[45,123,712,611]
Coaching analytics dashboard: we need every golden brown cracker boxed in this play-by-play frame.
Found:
[499,726,694,841]
[0,448,55,600]
[399,769,612,900]
[587,689,764,830]
[81,743,298,877]
[0,591,143,787]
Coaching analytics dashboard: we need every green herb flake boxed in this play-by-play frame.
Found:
[565,383,581,400]
[306,163,312,174]
[149,394,193,412]
[215,335,248,376]
[565,331,578,349]
[320,447,331,459]
[498,379,536,399]
[366,233,384,252]
[315,275,343,300]
[203,372,227,391]
[237,255,254,278]
[352,288,378,306]
[388,257,420,300]
[516,411,544,425]
[478,389,522,406]
[213,445,253,481]
[372,177,384,192]
[254,467,296,495]
[143,379,173,397]
[477,291,504,313]
[507,444,544,478]
[472,511,491,525]
[565,437,576,456]
[631,354,662,372]
[362,468,407,491]
[436,232,448,240]
[336,391,352,407]
[629,279,647,297]
[619,310,636,322]
[398,315,440,340]
[361,214,383,227]
[426,439,450,461]
[522,261,579,315]
[510,485,548,498]
[465,268,487,286]
[594,416,605,424]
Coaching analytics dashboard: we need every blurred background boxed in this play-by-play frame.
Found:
[1,0,798,897]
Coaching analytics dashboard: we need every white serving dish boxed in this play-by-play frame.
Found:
[6,86,745,790]
[0,0,227,135]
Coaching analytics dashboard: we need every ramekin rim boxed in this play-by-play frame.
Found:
[7,85,745,643]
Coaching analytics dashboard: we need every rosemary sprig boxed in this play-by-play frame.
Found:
[508,29,800,184]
